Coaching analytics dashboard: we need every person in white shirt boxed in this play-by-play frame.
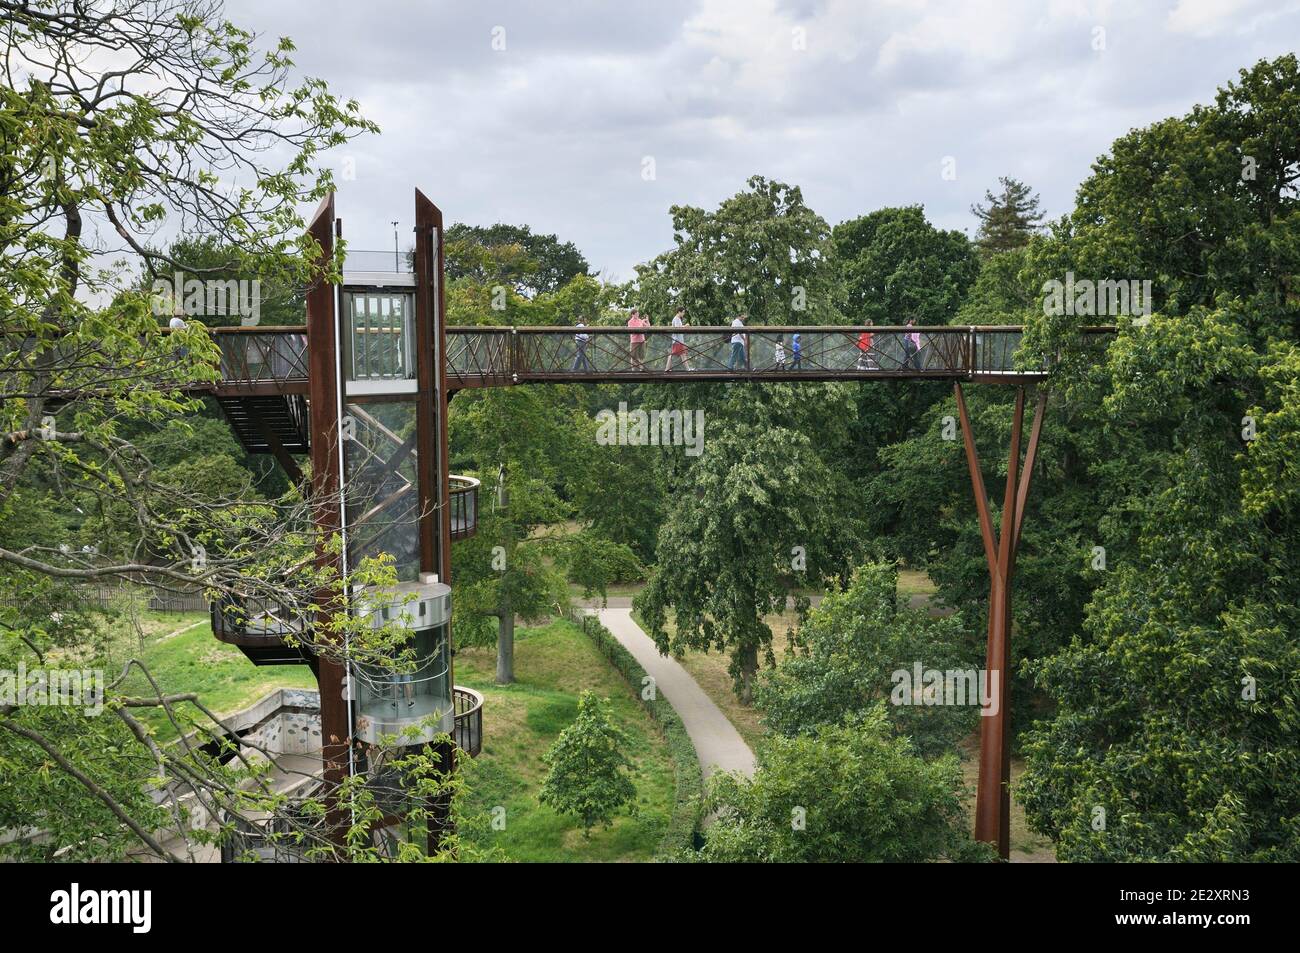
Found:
[727,314,748,370]
[665,309,692,371]
[571,321,592,371]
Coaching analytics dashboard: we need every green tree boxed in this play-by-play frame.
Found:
[445,222,590,296]
[636,383,866,703]
[632,178,864,704]
[832,205,978,325]
[698,707,987,862]
[955,246,1038,325]
[538,691,637,833]
[971,177,1044,257]
[635,175,844,324]
[154,235,306,327]
[449,384,640,681]
[1015,55,1300,861]
[0,0,378,861]
[756,563,980,757]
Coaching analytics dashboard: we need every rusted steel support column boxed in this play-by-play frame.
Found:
[413,191,439,581]
[953,383,1047,859]
[414,189,456,853]
[305,194,351,846]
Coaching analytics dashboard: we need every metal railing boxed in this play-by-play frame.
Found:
[210,324,1114,391]
[344,248,414,275]
[210,593,310,645]
[453,686,483,758]
[448,475,479,540]
[442,325,1099,388]
[219,780,325,863]
[214,327,308,387]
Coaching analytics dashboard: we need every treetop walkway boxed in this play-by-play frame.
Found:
[189,195,1120,861]
[208,322,1113,395]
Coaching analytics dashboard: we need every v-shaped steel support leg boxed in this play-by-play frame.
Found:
[953,382,1047,859]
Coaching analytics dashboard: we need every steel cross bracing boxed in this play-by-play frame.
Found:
[206,324,1114,395]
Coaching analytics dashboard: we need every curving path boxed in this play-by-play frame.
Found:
[592,606,755,779]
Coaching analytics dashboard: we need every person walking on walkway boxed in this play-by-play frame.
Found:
[665,309,692,371]
[856,320,875,370]
[902,319,923,371]
[627,309,649,370]
[727,314,749,370]
[791,332,802,370]
[572,320,593,371]
[773,334,787,369]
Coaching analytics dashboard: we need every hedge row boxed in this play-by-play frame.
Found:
[567,607,703,859]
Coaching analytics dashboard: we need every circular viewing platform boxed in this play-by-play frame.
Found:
[449,474,479,540]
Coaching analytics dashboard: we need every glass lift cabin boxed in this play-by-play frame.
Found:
[340,250,456,746]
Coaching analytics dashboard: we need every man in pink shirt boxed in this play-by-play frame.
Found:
[628,309,649,370]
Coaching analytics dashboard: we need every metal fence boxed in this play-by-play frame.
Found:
[209,324,1114,391]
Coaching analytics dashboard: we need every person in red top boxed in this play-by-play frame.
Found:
[627,309,649,369]
[856,319,875,370]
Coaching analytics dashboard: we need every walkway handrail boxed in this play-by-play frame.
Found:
[208,324,1115,391]
[448,475,480,541]
[453,686,483,757]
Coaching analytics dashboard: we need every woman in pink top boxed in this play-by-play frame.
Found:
[627,309,649,369]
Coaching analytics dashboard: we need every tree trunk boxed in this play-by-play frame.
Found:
[496,605,515,684]
[495,472,514,684]
[736,642,758,705]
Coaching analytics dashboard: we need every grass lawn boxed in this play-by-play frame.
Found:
[898,568,938,598]
[454,618,676,862]
[91,606,314,741]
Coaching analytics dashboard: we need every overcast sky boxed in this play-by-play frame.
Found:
[227,0,1300,282]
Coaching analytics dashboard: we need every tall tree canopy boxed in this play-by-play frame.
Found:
[832,205,978,325]
[445,222,591,297]
[635,175,844,325]
[0,0,382,861]
[1015,54,1300,861]
[632,179,864,704]
[971,176,1044,257]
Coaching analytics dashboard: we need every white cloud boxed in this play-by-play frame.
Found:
[1167,0,1252,35]
[222,0,1300,279]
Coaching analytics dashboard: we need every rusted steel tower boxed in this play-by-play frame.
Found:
[299,190,467,846]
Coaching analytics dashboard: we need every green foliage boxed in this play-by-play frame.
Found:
[756,563,979,756]
[956,247,1038,325]
[1014,55,1300,861]
[698,706,988,862]
[156,235,306,327]
[0,0,376,860]
[538,690,638,833]
[448,387,583,651]
[558,532,644,598]
[445,222,591,297]
[635,175,844,324]
[971,177,1044,257]
[575,611,704,858]
[636,383,868,701]
[833,205,978,325]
